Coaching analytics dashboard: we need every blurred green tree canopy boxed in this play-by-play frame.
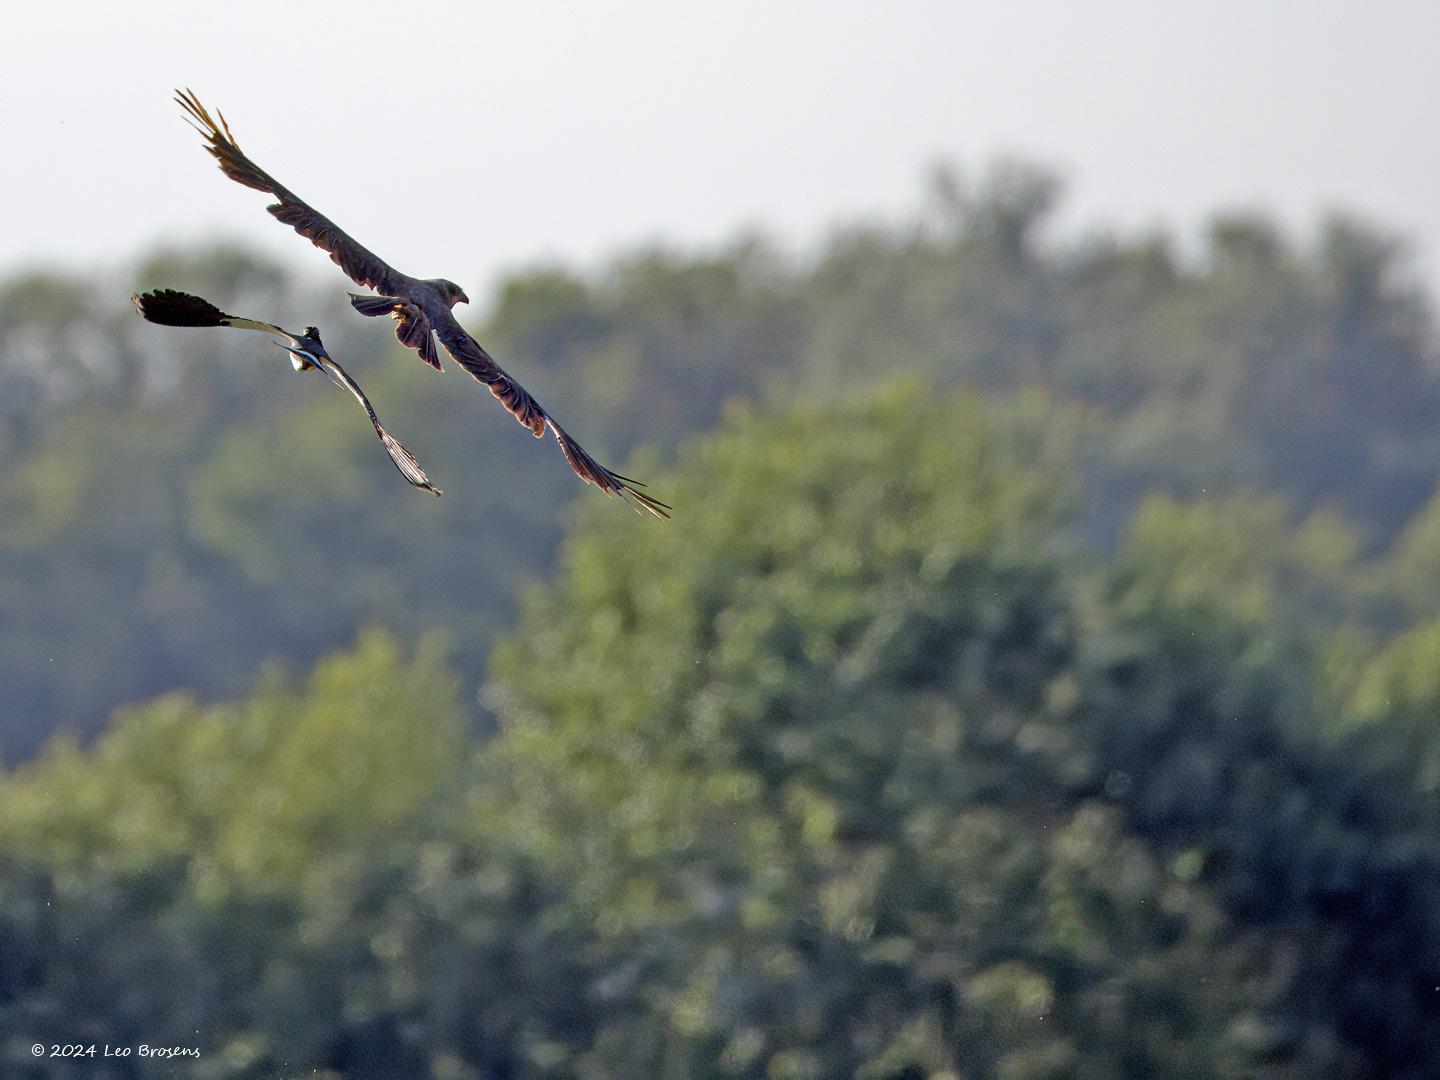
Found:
[4,164,1440,750]
[4,386,1440,1076]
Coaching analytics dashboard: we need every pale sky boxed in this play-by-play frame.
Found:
[6,0,1440,298]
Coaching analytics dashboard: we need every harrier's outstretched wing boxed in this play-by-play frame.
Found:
[175,90,413,297]
[433,319,669,518]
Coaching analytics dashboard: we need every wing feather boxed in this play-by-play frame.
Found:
[310,356,443,495]
[175,89,410,296]
[433,316,668,517]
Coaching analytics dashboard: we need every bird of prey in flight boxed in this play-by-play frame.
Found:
[132,289,442,496]
[174,89,669,519]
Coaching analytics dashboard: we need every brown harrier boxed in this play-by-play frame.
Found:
[132,289,442,495]
[174,90,668,518]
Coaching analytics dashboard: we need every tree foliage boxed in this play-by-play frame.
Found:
[4,168,1439,748]
[4,389,1437,1075]
[480,389,1440,1077]
[5,169,1440,1076]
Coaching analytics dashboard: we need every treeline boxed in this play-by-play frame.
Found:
[4,164,1440,754]
[4,392,1440,1076]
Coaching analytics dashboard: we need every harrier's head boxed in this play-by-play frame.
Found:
[435,279,470,307]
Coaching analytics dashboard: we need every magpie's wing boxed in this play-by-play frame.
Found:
[132,288,232,328]
[309,354,443,495]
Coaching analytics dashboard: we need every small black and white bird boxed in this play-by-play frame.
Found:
[132,289,442,496]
